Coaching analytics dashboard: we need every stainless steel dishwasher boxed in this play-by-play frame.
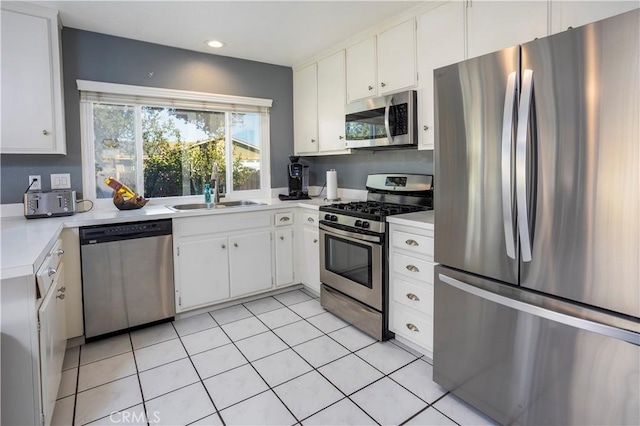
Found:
[80,219,174,341]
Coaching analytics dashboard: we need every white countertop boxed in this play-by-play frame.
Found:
[0,197,336,280]
[386,210,434,231]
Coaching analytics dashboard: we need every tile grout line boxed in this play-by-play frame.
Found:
[208,310,302,425]
[71,345,81,426]
[127,332,151,426]
[170,319,226,426]
[250,303,381,426]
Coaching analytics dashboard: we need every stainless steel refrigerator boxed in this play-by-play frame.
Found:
[433,9,639,425]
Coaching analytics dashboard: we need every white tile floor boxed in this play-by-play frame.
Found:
[52,289,498,426]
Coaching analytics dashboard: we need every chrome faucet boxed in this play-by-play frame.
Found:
[210,162,220,204]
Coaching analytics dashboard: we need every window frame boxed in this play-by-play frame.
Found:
[78,80,272,208]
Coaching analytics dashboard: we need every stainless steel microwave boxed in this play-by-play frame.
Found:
[345,90,417,149]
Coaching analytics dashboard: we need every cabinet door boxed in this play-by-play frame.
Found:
[294,63,319,154]
[176,237,230,312]
[229,231,273,297]
[275,228,294,286]
[38,265,67,426]
[417,2,465,150]
[378,19,417,95]
[317,50,348,153]
[302,227,321,294]
[466,1,548,59]
[550,1,638,34]
[1,6,65,154]
[346,37,377,102]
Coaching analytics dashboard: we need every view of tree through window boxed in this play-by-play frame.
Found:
[92,103,261,199]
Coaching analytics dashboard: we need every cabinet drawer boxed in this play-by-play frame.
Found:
[391,306,433,351]
[302,211,319,228]
[392,278,433,315]
[391,230,433,258]
[392,252,434,284]
[174,213,271,237]
[36,239,64,297]
[275,212,294,226]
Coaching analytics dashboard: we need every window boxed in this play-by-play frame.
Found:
[78,81,272,203]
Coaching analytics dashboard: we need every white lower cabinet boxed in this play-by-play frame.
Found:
[275,228,295,287]
[174,210,299,314]
[38,266,67,426]
[176,236,230,311]
[388,223,435,356]
[229,231,273,297]
[300,212,321,294]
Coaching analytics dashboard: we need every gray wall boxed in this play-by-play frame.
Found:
[1,28,293,203]
[306,149,433,190]
[1,27,434,201]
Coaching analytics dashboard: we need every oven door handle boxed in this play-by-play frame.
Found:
[319,223,382,244]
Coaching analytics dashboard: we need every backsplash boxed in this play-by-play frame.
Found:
[305,149,434,190]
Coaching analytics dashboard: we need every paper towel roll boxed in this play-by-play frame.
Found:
[326,169,338,200]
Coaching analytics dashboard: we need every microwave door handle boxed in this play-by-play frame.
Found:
[516,69,534,262]
[501,71,517,260]
[384,96,394,143]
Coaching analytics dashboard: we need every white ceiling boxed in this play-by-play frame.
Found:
[31,1,421,67]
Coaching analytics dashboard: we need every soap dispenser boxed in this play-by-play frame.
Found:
[204,183,212,204]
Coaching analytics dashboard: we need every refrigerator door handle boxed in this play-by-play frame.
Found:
[501,71,518,259]
[439,273,640,345]
[516,69,534,262]
[384,95,394,143]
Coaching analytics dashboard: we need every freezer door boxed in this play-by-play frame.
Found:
[434,46,519,285]
[519,10,640,318]
[434,265,640,425]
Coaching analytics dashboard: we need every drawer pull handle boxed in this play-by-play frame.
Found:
[307,217,315,223]
[58,286,66,293]
[406,323,419,332]
[234,243,238,248]
[54,249,65,255]
[280,236,285,241]
[221,244,226,249]
[56,294,65,300]
[280,217,291,222]
[47,267,57,277]
[406,293,420,301]
[405,239,419,246]
[406,265,420,273]
[313,239,318,243]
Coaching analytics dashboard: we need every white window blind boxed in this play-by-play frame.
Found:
[77,80,272,114]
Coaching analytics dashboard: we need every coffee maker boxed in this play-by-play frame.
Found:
[279,156,310,200]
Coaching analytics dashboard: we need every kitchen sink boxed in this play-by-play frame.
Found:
[167,200,265,211]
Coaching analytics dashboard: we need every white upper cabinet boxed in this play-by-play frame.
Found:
[466,1,548,59]
[293,63,318,154]
[551,1,639,34]
[417,2,465,150]
[1,3,66,154]
[346,37,378,102]
[377,19,417,96]
[317,50,348,153]
[346,18,417,103]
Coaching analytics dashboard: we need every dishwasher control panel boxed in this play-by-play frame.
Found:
[80,219,173,244]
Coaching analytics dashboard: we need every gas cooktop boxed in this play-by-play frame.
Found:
[320,201,428,221]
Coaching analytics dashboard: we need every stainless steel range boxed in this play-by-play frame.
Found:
[319,173,433,340]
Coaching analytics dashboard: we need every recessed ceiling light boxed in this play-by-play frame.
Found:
[206,40,225,48]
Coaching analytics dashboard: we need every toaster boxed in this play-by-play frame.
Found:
[24,190,76,219]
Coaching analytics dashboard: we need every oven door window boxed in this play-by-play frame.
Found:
[324,234,373,289]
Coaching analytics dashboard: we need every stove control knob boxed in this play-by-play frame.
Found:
[330,215,338,222]
[361,221,370,229]
[354,220,363,227]
[324,214,332,221]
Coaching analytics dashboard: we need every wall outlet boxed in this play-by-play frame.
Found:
[28,175,41,191]
[51,173,71,189]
